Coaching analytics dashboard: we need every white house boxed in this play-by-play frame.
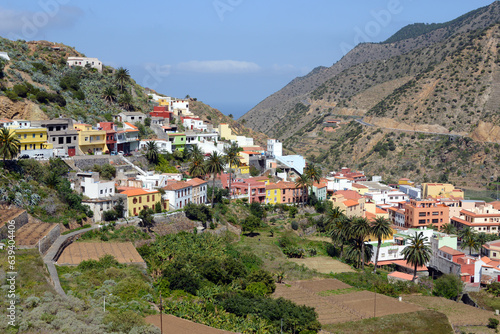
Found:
[76,173,115,199]
[171,99,191,115]
[326,176,353,192]
[364,190,408,206]
[163,181,193,210]
[399,185,422,199]
[183,117,207,131]
[136,172,170,190]
[139,139,172,153]
[67,57,103,72]
[235,136,254,147]
[267,139,282,158]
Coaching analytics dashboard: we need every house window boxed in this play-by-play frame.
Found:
[85,137,89,141]
[139,197,142,203]
[24,134,27,139]
[418,219,426,224]
[419,212,426,217]
[66,137,71,143]
[59,137,64,144]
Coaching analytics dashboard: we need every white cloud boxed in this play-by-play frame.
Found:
[176,60,260,74]
[0,5,83,40]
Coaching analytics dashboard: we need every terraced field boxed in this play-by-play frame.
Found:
[273,278,423,325]
[17,221,57,246]
[57,242,145,265]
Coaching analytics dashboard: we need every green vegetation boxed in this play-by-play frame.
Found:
[432,274,463,299]
[78,225,150,242]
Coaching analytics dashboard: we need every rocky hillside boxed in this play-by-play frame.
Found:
[240,2,500,186]
[240,1,500,135]
[0,38,263,141]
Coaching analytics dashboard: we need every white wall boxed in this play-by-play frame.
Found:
[82,177,115,199]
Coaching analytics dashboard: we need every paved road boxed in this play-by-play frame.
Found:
[42,218,139,297]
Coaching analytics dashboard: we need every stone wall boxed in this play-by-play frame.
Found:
[38,224,61,255]
[73,156,110,171]
[429,255,461,276]
[0,210,28,240]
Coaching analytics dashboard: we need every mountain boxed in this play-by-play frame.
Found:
[0,38,262,142]
[240,2,500,188]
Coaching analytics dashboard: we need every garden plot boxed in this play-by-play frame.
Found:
[57,242,145,266]
[274,279,424,325]
[404,295,496,327]
[288,256,355,274]
[17,222,57,246]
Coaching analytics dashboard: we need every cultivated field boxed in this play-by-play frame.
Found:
[17,222,57,246]
[404,295,496,327]
[57,242,145,265]
[273,279,423,325]
[288,256,356,274]
[145,314,237,334]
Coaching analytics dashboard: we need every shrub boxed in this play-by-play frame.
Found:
[246,269,276,294]
[242,215,261,234]
[488,317,499,329]
[433,274,463,300]
[291,220,299,230]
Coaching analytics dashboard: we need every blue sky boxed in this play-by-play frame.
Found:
[0,0,495,118]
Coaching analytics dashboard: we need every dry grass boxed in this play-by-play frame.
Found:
[288,256,355,274]
[404,295,496,327]
[322,310,453,334]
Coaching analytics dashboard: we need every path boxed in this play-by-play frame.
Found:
[121,155,147,176]
[42,218,139,297]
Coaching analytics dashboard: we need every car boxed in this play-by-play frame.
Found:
[18,154,30,159]
[118,151,124,155]
[124,152,133,157]
[110,151,117,156]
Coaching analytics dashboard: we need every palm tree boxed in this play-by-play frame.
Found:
[371,217,392,273]
[402,232,432,281]
[328,213,349,258]
[348,216,371,270]
[0,128,20,163]
[304,163,322,199]
[114,67,131,92]
[205,151,224,208]
[224,142,242,200]
[101,86,116,104]
[188,154,206,179]
[440,223,457,235]
[459,226,477,255]
[345,238,373,270]
[145,141,159,164]
[295,174,311,206]
[185,145,204,161]
[118,92,133,111]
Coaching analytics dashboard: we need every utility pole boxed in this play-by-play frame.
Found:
[159,292,163,334]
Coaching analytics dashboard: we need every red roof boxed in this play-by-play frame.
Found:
[343,200,359,207]
[388,271,414,281]
[164,182,191,191]
[377,259,427,271]
[185,178,207,187]
[335,190,363,201]
[124,122,138,129]
[119,188,159,197]
[439,246,464,256]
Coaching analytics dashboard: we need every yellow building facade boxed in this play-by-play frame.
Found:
[119,188,164,217]
[12,127,53,152]
[422,183,464,199]
[265,184,282,204]
[218,123,236,141]
[74,123,108,155]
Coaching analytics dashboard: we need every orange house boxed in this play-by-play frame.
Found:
[404,199,449,229]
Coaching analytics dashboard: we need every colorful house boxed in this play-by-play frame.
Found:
[74,123,108,155]
[167,133,186,151]
[422,183,464,199]
[118,188,163,216]
[11,127,53,152]
[451,205,500,234]
[265,183,282,204]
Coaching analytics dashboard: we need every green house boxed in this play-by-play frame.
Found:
[168,133,186,151]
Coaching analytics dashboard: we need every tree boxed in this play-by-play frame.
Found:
[118,92,133,111]
[459,226,478,255]
[440,223,456,235]
[114,197,125,218]
[327,209,349,258]
[205,151,224,208]
[304,163,322,184]
[242,215,261,235]
[144,117,151,127]
[402,232,432,281]
[348,217,371,270]
[145,141,159,164]
[371,217,392,273]
[101,86,116,104]
[224,142,242,200]
[433,274,463,300]
[0,128,20,163]
[250,201,265,219]
[114,67,131,92]
[138,208,155,231]
[295,174,311,206]
[188,154,206,179]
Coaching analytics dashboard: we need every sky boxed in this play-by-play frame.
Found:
[0,0,496,118]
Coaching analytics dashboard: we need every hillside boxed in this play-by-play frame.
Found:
[240,2,500,186]
[0,37,262,141]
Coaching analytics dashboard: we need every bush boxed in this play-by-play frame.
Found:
[242,215,261,234]
[246,269,276,294]
[433,274,463,300]
[291,220,299,230]
[488,317,499,329]
[102,210,117,221]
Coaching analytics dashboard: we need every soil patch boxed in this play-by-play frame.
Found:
[57,242,145,266]
[288,256,355,274]
[145,314,237,334]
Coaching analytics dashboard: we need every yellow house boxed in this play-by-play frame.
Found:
[230,162,249,174]
[218,123,236,141]
[352,183,369,195]
[422,183,464,199]
[11,127,53,152]
[158,97,170,107]
[265,183,282,204]
[74,123,108,155]
[398,178,414,186]
[118,188,164,217]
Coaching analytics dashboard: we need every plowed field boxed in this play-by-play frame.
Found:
[17,222,57,246]
[57,242,144,265]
